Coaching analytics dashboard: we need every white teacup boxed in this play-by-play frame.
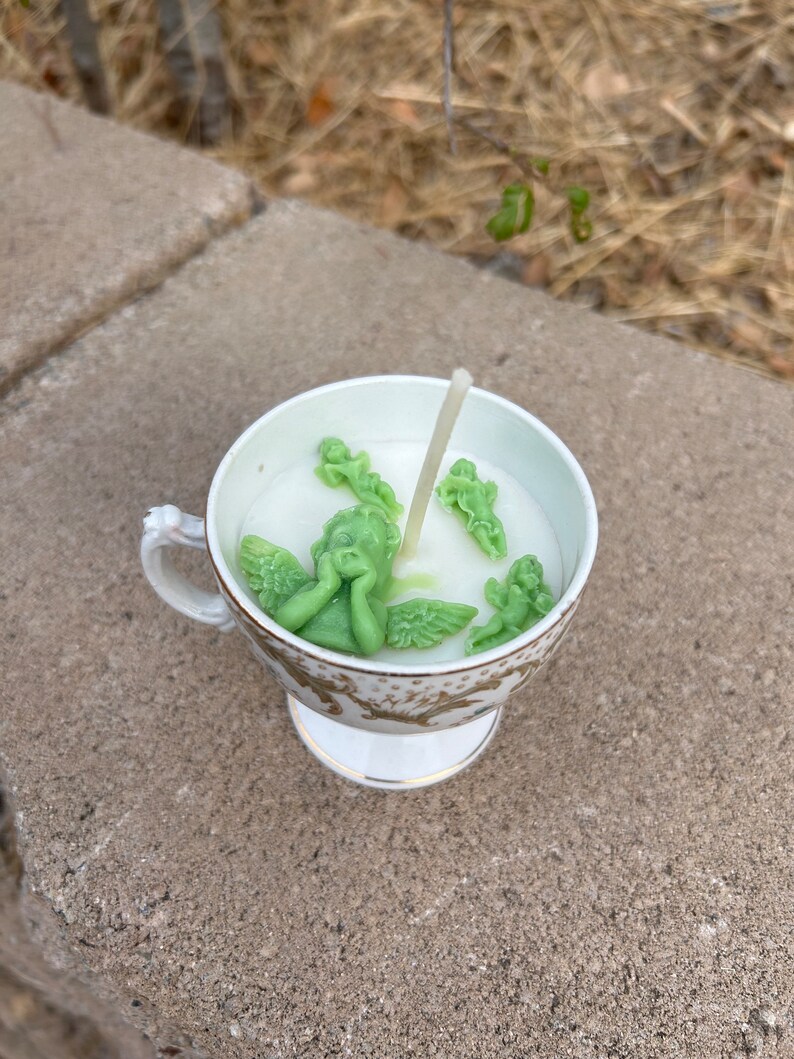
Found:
[141,376,598,789]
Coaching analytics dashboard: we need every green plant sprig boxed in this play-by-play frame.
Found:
[446,26,593,247]
[456,118,593,246]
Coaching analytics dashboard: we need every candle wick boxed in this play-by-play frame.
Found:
[400,368,473,560]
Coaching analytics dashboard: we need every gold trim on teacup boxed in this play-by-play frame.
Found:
[205,533,576,680]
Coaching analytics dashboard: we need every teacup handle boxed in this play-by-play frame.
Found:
[141,504,236,632]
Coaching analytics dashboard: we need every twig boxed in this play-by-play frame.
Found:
[440,8,548,184]
[456,115,548,183]
[157,0,229,145]
[59,0,111,114]
[443,0,457,154]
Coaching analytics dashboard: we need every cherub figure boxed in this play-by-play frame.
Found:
[315,438,403,521]
[240,505,477,657]
[435,458,507,561]
[465,554,553,655]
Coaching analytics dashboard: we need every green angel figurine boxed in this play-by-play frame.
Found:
[240,505,476,657]
[465,554,554,655]
[436,458,507,561]
[315,438,403,521]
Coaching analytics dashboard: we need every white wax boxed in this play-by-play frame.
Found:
[239,441,562,665]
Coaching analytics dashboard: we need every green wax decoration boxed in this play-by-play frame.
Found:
[239,536,312,616]
[315,438,404,521]
[241,504,398,656]
[297,582,360,654]
[240,503,477,657]
[435,458,507,561]
[386,599,478,650]
[465,554,554,656]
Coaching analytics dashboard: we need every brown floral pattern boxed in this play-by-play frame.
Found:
[221,586,580,734]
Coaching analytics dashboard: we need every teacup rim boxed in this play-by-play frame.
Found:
[205,374,598,675]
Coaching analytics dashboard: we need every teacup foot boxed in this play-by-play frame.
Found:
[287,697,502,790]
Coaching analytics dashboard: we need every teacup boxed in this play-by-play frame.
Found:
[141,376,598,789]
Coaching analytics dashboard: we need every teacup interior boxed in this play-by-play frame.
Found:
[208,376,595,627]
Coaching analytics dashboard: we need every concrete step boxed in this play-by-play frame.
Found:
[1,198,792,1058]
[0,81,257,394]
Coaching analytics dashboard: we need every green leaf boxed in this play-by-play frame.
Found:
[532,158,550,176]
[19,0,29,6]
[566,186,590,213]
[566,186,592,242]
[485,183,534,242]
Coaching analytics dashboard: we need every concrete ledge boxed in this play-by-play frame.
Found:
[0,81,258,394]
[0,771,207,1057]
[2,201,792,1057]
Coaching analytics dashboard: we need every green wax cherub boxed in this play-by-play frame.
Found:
[435,458,507,561]
[240,504,477,657]
[315,438,403,521]
[465,554,554,655]
[241,505,398,656]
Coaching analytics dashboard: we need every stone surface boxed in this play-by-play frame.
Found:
[1,201,792,1058]
[0,771,207,1058]
[0,81,257,394]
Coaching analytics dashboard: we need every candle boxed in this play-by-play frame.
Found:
[239,439,562,665]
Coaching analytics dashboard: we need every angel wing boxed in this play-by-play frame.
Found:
[385,599,478,650]
[239,535,312,617]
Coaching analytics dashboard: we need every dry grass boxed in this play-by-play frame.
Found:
[3,0,793,378]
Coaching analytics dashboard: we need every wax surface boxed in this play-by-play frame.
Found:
[239,442,563,664]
